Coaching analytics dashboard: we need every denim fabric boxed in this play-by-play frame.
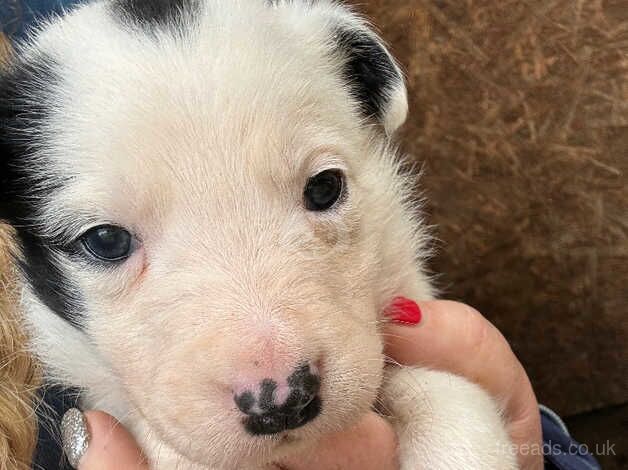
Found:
[0,0,83,40]
[541,405,601,470]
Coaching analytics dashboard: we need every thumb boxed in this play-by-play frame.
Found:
[61,409,148,470]
[382,300,537,424]
[383,300,542,470]
[278,412,398,470]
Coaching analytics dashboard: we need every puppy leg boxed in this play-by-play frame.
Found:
[382,367,518,470]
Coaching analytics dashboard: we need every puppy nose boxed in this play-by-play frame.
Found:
[234,363,321,435]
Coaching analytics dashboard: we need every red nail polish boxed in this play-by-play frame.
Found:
[385,297,422,325]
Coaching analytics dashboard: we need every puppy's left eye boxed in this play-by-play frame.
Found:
[80,225,135,262]
[304,169,345,211]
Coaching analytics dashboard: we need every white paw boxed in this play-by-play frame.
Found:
[382,367,519,470]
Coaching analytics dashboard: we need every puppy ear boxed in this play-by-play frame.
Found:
[327,7,408,136]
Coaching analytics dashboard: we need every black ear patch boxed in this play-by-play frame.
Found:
[333,27,405,128]
[0,57,58,220]
[111,0,196,28]
[0,57,84,329]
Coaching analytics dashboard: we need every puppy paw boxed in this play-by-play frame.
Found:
[382,367,518,470]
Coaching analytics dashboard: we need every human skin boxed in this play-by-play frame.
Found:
[73,300,542,470]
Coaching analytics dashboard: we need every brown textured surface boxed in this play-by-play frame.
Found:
[350,0,628,418]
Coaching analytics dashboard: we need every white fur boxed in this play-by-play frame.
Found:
[384,368,517,469]
[13,1,516,468]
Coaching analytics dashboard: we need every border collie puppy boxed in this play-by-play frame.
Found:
[0,1,517,468]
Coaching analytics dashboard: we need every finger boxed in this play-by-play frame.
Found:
[61,409,148,470]
[384,300,542,470]
[384,301,527,416]
[279,412,398,470]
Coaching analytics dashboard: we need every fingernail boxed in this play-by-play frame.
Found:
[385,297,422,325]
[61,408,90,469]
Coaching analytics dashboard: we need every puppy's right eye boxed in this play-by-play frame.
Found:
[304,169,345,212]
[80,225,135,262]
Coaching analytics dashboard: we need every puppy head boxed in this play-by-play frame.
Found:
[1,1,419,467]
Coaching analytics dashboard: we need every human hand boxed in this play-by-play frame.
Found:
[60,408,397,470]
[61,409,148,470]
[382,300,543,470]
[62,300,541,470]
[284,299,542,469]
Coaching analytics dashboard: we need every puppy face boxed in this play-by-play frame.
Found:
[1,1,425,467]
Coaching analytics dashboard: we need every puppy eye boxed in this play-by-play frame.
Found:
[304,169,345,211]
[80,225,135,262]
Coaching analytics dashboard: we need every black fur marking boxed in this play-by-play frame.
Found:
[0,56,84,329]
[235,364,321,435]
[111,0,195,28]
[234,390,255,414]
[334,27,401,122]
[244,396,321,436]
[258,378,278,412]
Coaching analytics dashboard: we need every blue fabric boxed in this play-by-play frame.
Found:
[541,406,601,470]
[0,0,83,40]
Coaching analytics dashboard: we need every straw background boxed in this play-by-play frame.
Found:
[350,0,627,467]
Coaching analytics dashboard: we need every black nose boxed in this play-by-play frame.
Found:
[235,364,322,435]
